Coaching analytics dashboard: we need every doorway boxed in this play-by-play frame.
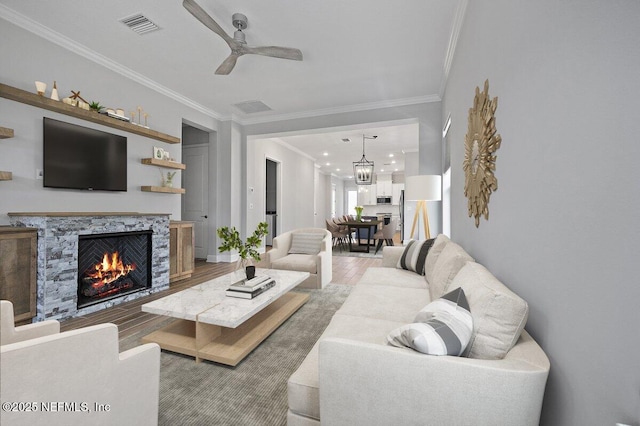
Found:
[265,158,279,246]
[181,123,212,259]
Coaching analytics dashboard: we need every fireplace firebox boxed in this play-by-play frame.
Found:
[77,230,152,309]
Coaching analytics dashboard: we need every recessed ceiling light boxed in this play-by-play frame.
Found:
[323,152,329,156]
[380,169,385,172]
[394,168,398,171]
[389,154,394,158]
[391,160,396,164]
[326,162,330,166]
[336,168,340,171]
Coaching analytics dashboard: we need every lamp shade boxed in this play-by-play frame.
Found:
[405,175,442,201]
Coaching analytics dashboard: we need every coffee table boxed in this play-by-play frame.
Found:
[141,268,310,366]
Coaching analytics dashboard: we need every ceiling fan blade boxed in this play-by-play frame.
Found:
[215,53,241,75]
[243,45,303,61]
[183,0,234,46]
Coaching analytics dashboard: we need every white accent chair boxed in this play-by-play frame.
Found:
[1,300,60,345]
[1,323,161,426]
[266,228,332,289]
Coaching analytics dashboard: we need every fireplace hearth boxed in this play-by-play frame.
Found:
[77,231,152,309]
[8,212,171,321]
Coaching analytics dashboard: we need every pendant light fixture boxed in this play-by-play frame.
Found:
[353,134,377,185]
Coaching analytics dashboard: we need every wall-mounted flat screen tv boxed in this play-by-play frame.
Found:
[43,118,127,191]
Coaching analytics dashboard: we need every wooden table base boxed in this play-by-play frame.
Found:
[141,291,310,366]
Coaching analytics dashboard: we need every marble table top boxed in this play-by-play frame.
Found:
[141,268,310,328]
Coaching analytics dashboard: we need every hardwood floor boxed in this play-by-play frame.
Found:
[60,252,383,339]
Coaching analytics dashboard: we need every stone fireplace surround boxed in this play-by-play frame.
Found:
[8,212,170,321]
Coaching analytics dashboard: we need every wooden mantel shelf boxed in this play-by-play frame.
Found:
[0,83,180,144]
[7,212,171,217]
[0,126,14,139]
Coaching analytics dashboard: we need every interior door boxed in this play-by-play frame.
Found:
[182,145,209,259]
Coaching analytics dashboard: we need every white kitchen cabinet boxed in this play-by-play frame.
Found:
[357,184,377,205]
[377,180,393,196]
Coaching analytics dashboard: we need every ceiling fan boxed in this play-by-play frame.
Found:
[183,0,303,75]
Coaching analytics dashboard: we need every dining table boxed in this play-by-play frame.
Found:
[341,219,381,253]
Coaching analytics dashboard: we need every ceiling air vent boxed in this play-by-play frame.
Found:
[233,100,272,114]
[341,138,351,143]
[120,13,161,35]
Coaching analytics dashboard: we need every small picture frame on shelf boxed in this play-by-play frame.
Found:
[162,150,171,161]
[153,146,165,160]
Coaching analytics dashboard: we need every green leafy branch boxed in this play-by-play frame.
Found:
[217,221,269,261]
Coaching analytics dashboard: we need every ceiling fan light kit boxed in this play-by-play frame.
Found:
[183,0,303,75]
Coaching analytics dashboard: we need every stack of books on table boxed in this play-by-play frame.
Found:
[225,275,276,299]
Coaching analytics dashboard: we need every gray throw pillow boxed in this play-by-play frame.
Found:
[396,238,435,275]
[288,232,324,255]
[387,288,473,356]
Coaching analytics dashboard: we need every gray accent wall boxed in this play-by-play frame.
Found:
[443,1,640,424]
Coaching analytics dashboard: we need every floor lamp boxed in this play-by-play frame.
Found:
[405,175,442,240]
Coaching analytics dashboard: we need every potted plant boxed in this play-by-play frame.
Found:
[217,222,269,277]
[354,206,364,222]
[89,101,104,112]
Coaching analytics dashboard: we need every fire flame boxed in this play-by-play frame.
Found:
[87,251,135,287]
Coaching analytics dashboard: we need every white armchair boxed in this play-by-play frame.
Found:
[1,300,60,345]
[266,228,332,289]
[1,323,161,426]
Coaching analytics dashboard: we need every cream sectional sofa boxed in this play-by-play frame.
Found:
[287,235,550,426]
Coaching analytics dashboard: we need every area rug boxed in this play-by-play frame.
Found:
[119,284,352,426]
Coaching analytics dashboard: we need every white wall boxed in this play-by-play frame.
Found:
[246,138,316,238]
[0,21,217,224]
[444,1,640,424]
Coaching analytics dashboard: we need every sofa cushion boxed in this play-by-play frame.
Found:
[337,285,431,323]
[387,288,473,356]
[396,239,435,275]
[288,313,405,421]
[289,233,325,255]
[448,262,529,359]
[357,267,427,289]
[428,241,474,300]
[271,254,318,274]
[424,234,450,285]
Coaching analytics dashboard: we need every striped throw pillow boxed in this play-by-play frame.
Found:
[288,233,324,255]
[396,239,435,275]
[387,288,473,356]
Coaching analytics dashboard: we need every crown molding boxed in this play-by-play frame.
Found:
[270,138,317,163]
[439,0,468,98]
[0,4,223,120]
[237,94,441,126]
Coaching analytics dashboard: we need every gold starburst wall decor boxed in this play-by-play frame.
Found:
[463,79,502,227]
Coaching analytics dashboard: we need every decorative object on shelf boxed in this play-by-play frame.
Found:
[153,146,165,160]
[70,90,88,104]
[35,81,46,96]
[143,112,149,127]
[0,83,181,144]
[160,170,177,188]
[89,101,104,112]
[463,79,502,228]
[353,134,377,185]
[217,221,269,274]
[116,108,125,116]
[50,81,59,101]
[354,206,364,222]
[69,90,90,110]
[405,175,442,239]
